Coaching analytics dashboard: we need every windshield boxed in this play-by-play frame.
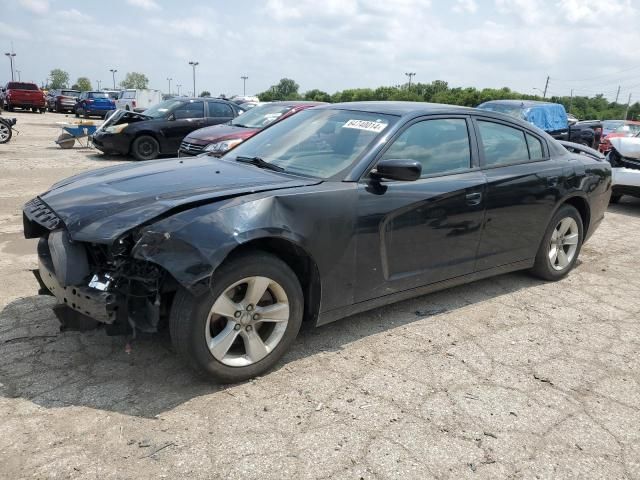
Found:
[226,109,396,179]
[142,99,184,118]
[613,124,640,136]
[8,82,38,90]
[88,92,108,98]
[231,104,294,129]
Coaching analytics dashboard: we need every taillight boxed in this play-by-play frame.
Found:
[132,100,136,107]
[87,99,94,103]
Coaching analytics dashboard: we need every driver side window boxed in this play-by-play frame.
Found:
[174,101,204,119]
[381,118,471,177]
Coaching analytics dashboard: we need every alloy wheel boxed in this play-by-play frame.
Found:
[0,123,10,142]
[205,276,290,367]
[548,217,579,271]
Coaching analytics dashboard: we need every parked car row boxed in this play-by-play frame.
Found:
[24,100,612,382]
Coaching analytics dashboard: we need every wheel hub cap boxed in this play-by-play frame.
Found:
[548,217,579,271]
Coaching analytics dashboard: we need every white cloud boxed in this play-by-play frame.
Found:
[18,0,49,14]
[556,0,628,24]
[126,0,161,11]
[56,9,92,22]
[453,0,478,14]
[0,22,31,40]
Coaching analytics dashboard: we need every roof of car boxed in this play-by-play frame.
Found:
[270,101,327,107]
[317,101,472,116]
[479,99,558,108]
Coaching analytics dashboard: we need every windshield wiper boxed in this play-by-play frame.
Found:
[235,156,285,172]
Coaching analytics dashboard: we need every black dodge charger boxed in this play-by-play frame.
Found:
[24,102,611,382]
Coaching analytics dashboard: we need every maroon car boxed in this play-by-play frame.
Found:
[178,101,325,157]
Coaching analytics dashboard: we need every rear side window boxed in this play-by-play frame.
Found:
[381,118,471,177]
[8,82,39,90]
[526,133,544,159]
[477,121,529,167]
[207,102,233,117]
[123,91,136,99]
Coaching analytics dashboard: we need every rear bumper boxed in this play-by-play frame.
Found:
[37,252,120,324]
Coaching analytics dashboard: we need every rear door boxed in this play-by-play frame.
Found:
[205,101,236,126]
[355,116,487,301]
[472,117,567,269]
[161,100,205,153]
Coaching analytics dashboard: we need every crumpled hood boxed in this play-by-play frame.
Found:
[610,136,640,160]
[183,124,259,145]
[41,156,319,243]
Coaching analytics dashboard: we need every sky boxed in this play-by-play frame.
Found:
[1,0,639,102]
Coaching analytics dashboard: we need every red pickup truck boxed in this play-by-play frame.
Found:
[1,82,46,113]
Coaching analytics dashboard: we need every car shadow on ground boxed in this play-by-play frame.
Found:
[607,196,640,218]
[0,271,541,418]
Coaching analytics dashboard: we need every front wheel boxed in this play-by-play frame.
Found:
[131,135,160,160]
[610,195,622,204]
[170,252,304,383]
[531,205,583,281]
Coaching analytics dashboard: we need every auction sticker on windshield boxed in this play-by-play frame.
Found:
[343,119,387,133]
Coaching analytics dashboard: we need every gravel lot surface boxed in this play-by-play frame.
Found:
[1,111,639,479]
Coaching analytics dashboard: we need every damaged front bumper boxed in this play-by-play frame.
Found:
[36,238,122,324]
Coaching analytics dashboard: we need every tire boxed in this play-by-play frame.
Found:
[0,122,12,144]
[74,109,79,118]
[5,104,12,112]
[170,251,304,383]
[531,204,583,281]
[610,195,622,204]
[39,108,45,114]
[56,132,75,149]
[131,135,160,160]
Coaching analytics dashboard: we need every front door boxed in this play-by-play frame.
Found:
[355,116,487,302]
[161,100,206,153]
[206,101,236,127]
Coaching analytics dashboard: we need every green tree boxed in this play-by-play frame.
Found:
[49,69,69,89]
[303,89,331,102]
[74,77,92,91]
[258,78,300,101]
[199,91,211,97]
[119,72,149,89]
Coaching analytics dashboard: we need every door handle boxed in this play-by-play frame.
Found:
[465,192,482,206]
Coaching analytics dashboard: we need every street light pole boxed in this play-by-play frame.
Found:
[96,80,101,90]
[176,84,182,96]
[167,77,172,96]
[241,75,248,96]
[16,70,21,81]
[405,72,416,88]
[4,52,16,81]
[109,69,117,89]
[188,61,199,97]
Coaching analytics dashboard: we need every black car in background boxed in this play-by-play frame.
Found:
[46,89,80,113]
[92,98,245,160]
[24,102,611,382]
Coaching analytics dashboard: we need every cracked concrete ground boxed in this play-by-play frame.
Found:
[0,111,639,479]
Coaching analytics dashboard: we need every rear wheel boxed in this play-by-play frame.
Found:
[131,135,160,160]
[0,122,12,143]
[531,205,583,281]
[170,252,303,383]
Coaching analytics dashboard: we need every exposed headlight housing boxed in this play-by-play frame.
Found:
[203,138,244,154]
[104,123,129,134]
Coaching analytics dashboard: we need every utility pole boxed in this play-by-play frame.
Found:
[167,77,172,96]
[188,61,199,97]
[241,75,248,96]
[96,80,101,90]
[109,69,117,89]
[16,70,20,81]
[542,75,550,99]
[176,84,182,96]
[405,72,416,88]
[625,93,632,120]
[569,89,573,114]
[4,51,16,81]
[615,85,621,103]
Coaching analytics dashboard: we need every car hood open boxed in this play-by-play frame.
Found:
[610,136,640,160]
[40,156,319,243]
[183,124,259,145]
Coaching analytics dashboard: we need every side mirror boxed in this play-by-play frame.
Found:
[372,159,422,181]
[167,113,176,121]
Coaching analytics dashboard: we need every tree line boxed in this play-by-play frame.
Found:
[48,69,149,91]
[258,78,640,121]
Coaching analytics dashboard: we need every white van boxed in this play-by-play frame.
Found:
[115,89,162,112]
